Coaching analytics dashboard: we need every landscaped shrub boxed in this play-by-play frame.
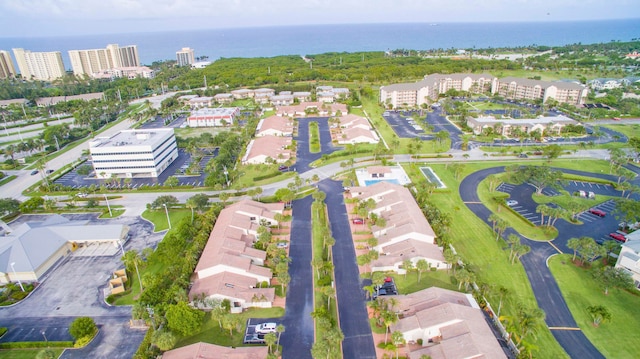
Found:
[69,317,97,341]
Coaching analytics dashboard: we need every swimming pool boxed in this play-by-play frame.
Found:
[364,179,401,186]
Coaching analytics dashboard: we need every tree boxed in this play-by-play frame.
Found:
[454,268,474,291]
[0,198,20,217]
[402,259,414,278]
[508,305,545,346]
[391,330,405,359]
[221,313,241,336]
[542,144,563,162]
[416,259,429,282]
[264,332,278,354]
[613,198,640,225]
[35,350,56,359]
[508,165,563,195]
[186,193,209,222]
[165,301,205,336]
[69,317,97,340]
[149,195,178,210]
[122,250,144,292]
[19,196,44,213]
[577,237,606,263]
[567,237,582,262]
[586,305,611,327]
[381,308,398,343]
[497,286,510,317]
[152,329,178,351]
[276,324,285,349]
[592,266,634,295]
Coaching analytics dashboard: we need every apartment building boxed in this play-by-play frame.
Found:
[176,47,195,66]
[380,73,496,108]
[615,231,640,289]
[242,135,293,165]
[68,44,140,77]
[187,107,240,127]
[12,48,66,81]
[466,115,580,136]
[496,77,588,105]
[0,50,16,79]
[89,128,178,178]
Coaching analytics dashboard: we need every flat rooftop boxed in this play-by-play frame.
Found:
[472,115,577,125]
[90,129,174,149]
[190,107,239,116]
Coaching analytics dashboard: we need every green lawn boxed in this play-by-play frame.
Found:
[0,349,65,359]
[141,208,192,232]
[175,127,230,138]
[548,255,640,359]
[309,121,321,153]
[602,124,640,139]
[176,307,285,348]
[388,270,458,294]
[233,163,296,189]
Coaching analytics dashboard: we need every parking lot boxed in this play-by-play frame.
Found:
[53,148,215,190]
[382,110,433,140]
[243,318,283,344]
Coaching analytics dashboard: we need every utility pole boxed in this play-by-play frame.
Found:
[204,75,207,88]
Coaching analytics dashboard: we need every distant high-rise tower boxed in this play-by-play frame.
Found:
[176,47,195,67]
[69,44,140,77]
[12,48,65,81]
[0,50,17,79]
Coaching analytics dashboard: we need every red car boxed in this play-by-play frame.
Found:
[609,233,627,242]
[589,208,606,217]
[352,218,364,225]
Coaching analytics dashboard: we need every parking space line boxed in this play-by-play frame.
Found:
[548,241,563,254]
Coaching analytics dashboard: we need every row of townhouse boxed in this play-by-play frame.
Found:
[35,92,105,107]
[615,230,640,290]
[349,181,446,273]
[255,115,294,137]
[186,107,240,127]
[332,113,379,144]
[162,342,267,359]
[587,77,640,90]
[188,199,284,313]
[466,114,580,136]
[380,73,588,108]
[275,101,348,117]
[242,135,293,165]
[390,287,508,358]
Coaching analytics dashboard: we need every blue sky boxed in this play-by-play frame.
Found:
[0,0,638,37]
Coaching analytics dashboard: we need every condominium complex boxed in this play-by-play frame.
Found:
[496,77,588,105]
[176,47,195,66]
[89,128,178,178]
[0,50,16,79]
[69,44,140,77]
[12,48,66,81]
[380,73,496,108]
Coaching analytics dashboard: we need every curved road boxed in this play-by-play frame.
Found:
[459,165,640,359]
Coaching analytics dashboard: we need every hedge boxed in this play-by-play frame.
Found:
[0,341,73,349]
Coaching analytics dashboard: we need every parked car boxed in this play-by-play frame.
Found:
[278,165,288,171]
[46,169,54,174]
[276,241,288,249]
[609,233,626,242]
[588,208,606,217]
[255,322,277,334]
[352,218,364,225]
[506,200,518,207]
[30,170,38,175]
[518,153,528,158]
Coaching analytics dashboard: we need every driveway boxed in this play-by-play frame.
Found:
[320,179,376,359]
[424,107,464,149]
[460,166,606,359]
[295,117,340,172]
[280,195,315,359]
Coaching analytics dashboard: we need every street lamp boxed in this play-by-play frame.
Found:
[10,262,25,292]
[163,203,172,230]
[104,193,112,217]
[42,331,48,347]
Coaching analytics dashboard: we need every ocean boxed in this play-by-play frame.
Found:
[0,19,638,68]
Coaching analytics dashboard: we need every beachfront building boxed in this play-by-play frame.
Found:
[12,48,65,81]
[390,287,508,358]
[349,181,445,273]
[189,199,283,312]
[91,66,155,80]
[242,136,293,165]
[0,50,16,79]
[89,128,178,179]
[466,115,580,136]
[186,107,240,127]
[255,115,294,137]
[0,215,127,284]
[69,44,140,77]
[380,73,496,108]
[176,47,195,67]
[495,77,588,105]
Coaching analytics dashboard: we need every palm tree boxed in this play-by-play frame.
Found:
[276,324,285,349]
[391,330,405,359]
[567,237,582,261]
[382,309,398,343]
[416,259,429,282]
[122,250,144,292]
[264,332,277,354]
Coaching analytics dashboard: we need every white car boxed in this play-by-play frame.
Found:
[255,322,277,334]
[506,200,518,207]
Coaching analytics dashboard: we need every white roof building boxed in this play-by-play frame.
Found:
[187,107,240,127]
[89,128,178,179]
[615,234,640,289]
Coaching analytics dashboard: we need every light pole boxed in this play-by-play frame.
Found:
[42,331,48,347]
[163,203,172,230]
[103,193,112,217]
[10,262,25,292]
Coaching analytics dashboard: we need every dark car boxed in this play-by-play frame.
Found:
[46,169,54,174]
[518,153,528,158]
[30,170,38,175]
[609,233,626,242]
[278,165,288,171]
[589,208,606,217]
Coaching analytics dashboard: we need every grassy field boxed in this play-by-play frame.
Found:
[233,163,296,189]
[175,127,230,138]
[548,255,640,359]
[0,349,65,359]
[309,121,321,153]
[602,123,640,139]
[140,208,192,232]
[176,307,285,348]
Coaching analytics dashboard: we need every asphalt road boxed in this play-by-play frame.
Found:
[460,166,608,359]
[281,195,315,359]
[294,117,340,172]
[320,179,376,359]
